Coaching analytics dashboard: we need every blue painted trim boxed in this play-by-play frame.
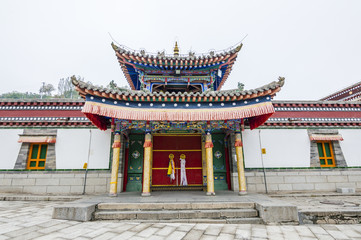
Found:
[149,82,204,92]
[124,60,229,91]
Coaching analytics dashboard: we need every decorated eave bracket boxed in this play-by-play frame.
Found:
[111,119,244,135]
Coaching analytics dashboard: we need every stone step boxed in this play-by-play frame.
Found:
[96,217,264,224]
[94,208,258,221]
[97,202,255,211]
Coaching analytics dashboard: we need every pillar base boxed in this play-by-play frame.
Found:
[238,191,247,196]
[206,192,215,196]
[141,192,151,197]
[108,193,117,197]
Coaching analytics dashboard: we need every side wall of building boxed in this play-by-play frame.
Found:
[338,129,361,167]
[0,128,111,170]
[243,129,310,168]
[56,129,111,169]
[0,129,23,169]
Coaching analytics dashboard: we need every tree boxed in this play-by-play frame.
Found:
[39,83,55,97]
[0,91,41,99]
[58,77,80,99]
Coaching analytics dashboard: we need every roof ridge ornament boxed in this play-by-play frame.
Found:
[174,41,179,56]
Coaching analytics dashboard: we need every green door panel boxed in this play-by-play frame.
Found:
[126,134,144,192]
[211,134,228,190]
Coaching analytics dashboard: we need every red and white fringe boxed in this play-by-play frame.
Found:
[82,102,275,122]
[143,140,152,148]
[112,142,121,149]
[234,140,243,147]
[204,141,214,148]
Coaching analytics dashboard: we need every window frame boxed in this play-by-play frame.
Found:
[27,143,48,170]
[316,141,336,167]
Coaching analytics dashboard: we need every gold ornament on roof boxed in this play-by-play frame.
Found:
[174,41,179,56]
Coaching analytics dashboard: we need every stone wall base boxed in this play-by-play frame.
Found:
[0,169,360,195]
[0,171,123,195]
[245,168,361,193]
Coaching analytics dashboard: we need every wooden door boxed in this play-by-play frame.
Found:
[126,134,144,192]
[152,135,202,187]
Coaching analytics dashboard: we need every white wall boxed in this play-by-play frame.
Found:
[243,129,310,168]
[339,129,361,167]
[56,129,111,169]
[0,129,23,169]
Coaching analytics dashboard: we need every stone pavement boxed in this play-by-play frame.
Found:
[271,193,361,212]
[1,200,361,239]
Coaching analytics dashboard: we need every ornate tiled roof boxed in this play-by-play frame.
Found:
[72,77,285,103]
[111,42,243,90]
[72,77,285,130]
[3,98,361,128]
[320,81,361,101]
[265,100,361,127]
[0,99,90,127]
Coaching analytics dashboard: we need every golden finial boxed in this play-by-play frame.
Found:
[174,41,179,56]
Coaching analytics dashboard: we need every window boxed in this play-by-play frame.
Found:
[27,143,48,170]
[317,141,335,167]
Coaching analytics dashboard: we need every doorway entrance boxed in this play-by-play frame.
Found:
[151,134,203,189]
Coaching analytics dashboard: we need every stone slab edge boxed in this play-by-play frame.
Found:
[254,198,299,224]
[0,195,80,201]
[52,202,98,221]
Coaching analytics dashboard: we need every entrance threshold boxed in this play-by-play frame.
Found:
[151,186,205,191]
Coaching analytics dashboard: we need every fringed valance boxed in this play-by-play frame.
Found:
[81,94,276,130]
[83,101,274,121]
[18,136,56,143]
[309,134,343,141]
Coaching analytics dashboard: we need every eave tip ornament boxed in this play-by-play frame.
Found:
[71,75,78,85]
[235,43,243,52]
[278,76,285,86]
[111,42,119,51]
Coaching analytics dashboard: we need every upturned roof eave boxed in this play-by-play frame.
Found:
[72,76,285,103]
[112,42,243,90]
[111,42,242,61]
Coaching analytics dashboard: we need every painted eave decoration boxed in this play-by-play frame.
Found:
[111,42,242,91]
[72,77,285,130]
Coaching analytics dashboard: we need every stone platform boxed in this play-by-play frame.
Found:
[52,191,299,224]
[271,192,361,224]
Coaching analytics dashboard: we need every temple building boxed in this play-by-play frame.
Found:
[72,42,284,196]
[0,42,360,196]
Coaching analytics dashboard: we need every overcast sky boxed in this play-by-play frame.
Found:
[1,0,360,100]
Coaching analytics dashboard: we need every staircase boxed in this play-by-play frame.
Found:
[94,202,263,224]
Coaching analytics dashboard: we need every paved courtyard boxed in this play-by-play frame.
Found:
[271,194,361,212]
[0,200,361,239]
